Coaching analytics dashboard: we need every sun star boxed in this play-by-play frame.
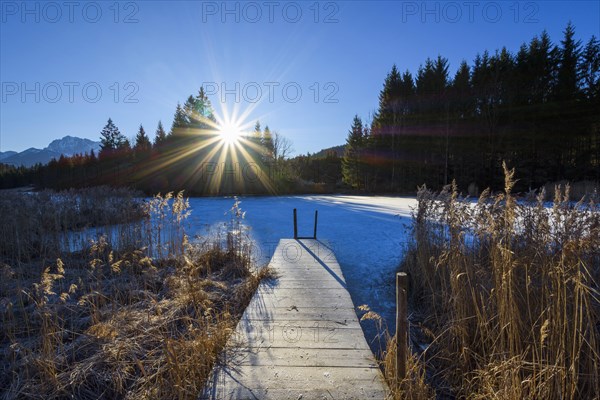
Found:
[218,121,243,145]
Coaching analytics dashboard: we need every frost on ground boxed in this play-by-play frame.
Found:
[185,195,417,351]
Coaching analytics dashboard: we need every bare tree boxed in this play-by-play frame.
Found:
[271,131,294,161]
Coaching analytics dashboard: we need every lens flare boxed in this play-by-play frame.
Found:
[218,122,243,145]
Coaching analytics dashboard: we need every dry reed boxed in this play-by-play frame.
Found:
[388,163,600,399]
[1,191,266,399]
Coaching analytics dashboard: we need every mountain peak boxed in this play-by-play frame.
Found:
[1,136,100,167]
[46,136,100,157]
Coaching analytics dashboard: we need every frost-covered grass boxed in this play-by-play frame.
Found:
[392,165,600,399]
[0,187,147,263]
[0,192,269,399]
[19,192,417,351]
[182,194,416,350]
[6,181,593,398]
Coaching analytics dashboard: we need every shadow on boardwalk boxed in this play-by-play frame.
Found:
[201,239,390,400]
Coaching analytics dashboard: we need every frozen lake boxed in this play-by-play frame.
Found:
[186,195,417,352]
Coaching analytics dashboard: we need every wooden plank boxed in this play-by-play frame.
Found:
[230,327,371,350]
[237,317,362,332]
[203,387,388,400]
[244,295,354,310]
[225,347,380,368]
[241,304,361,323]
[202,239,389,399]
[260,280,348,289]
[208,364,384,388]
[255,288,353,301]
[255,286,352,298]
[203,366,387,399]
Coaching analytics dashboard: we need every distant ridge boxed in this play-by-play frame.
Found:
[0,151,18,161]
[308,144,345,158]
[1,136,101,167]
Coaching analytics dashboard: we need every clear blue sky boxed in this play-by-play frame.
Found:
[1,1,599,154]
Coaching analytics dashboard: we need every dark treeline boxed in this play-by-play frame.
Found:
[2,24,598,196]
[0,89,332,195]
[343,23,600,194]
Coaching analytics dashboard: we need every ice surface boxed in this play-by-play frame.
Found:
[186,195,417,352]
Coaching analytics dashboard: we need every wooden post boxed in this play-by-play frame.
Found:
[396,272,408,386]
[293,208,298,239]
[313,210,318,239]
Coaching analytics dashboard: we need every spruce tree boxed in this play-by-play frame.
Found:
[183,95,196,127]
[372,65,405,189]
[135,124,152,151]
[556,21,582,101]
[581,35,600,180]
[248,121,263,161]
[194,87,216,125]
[451,60,472,118]
[373,64,403,135]
[254,121,261,138]
[169,103,187,136]
[262,125,275,162]
[99,118,127,158]
[154,121,167,147]
[122,138,132,152]
[342,115,365,188]
[528,31,557,104]
[582,35,600,100]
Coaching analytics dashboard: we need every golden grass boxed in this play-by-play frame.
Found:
[1,191,268,399]
[384,163,600,399]
[0,186,147,263]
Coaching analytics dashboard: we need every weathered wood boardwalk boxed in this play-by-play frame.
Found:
[201,239,389,399]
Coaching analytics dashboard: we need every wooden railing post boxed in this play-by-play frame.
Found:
[313,210,318,239]
[293,208,298,239]
[396,272,408,386]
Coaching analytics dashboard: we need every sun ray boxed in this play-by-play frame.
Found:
[218,121,243,145]
[130,102,277,195]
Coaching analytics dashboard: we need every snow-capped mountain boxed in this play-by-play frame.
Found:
[1,136,101,167]
[46,136,100,157]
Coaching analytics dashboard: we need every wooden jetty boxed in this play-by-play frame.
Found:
[201,238,390,399]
